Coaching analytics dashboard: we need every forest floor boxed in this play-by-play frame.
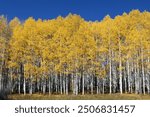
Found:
[8,93,150,100]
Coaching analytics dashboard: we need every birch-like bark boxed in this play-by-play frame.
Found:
[66,71,68,95]
[60,72,63,94]
[141,47,145,95]
[119,40,122,94]
[82,69,85,95]
[109,48,112,94]
[75,71,78,95]
[29,75,33,95]
[91,74,93,94]
[18,73,21,94]
[48,74,52,95]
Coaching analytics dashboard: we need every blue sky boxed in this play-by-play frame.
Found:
[0,0,150,21]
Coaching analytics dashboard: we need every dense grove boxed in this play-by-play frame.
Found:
[0,10,150,95]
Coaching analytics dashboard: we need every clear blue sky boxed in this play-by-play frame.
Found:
[0,0,150,21]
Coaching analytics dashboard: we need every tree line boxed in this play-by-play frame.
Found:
[0,10,150,96]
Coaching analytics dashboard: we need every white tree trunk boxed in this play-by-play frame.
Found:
[119,41,122,94]
[109,48,112,94]
[141,49,145,95]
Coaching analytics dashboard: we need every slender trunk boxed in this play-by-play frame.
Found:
[60,72,63,94]
[127,60,131,93]
[136,58,140,94]
[91,74,93,94]
[29,75,33,95]
[119,41,122,94]
[49,74,52,95]
[75,71,78,95]
[43,77,46,94]
[124,67,127,93]
[82,70,84,95]
[146,72,149,94]
[79,73,81,93]
[147,57,150,94]
[22,64,26,95]
[23,77,26,95]
[72,73,74,94]
[73,73,75,95]
[51,74,53,94]
[66,72,68,95]
[109,48,112,94]
[131,61,134,94]
[142,58,145,94]
[96,77,99,94]
[112,63,117,93]
[141,48,145,95]
[18,69,21,94]
[63,73,66,94]
[134,62,138,94]
[148,50,150,94]
[55,73,58,93]
[10,69,14,93]
[102,79,105,94]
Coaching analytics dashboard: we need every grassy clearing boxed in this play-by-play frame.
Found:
[8,93,150,100]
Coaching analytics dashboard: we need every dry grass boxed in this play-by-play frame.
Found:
[8,93,150,100]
